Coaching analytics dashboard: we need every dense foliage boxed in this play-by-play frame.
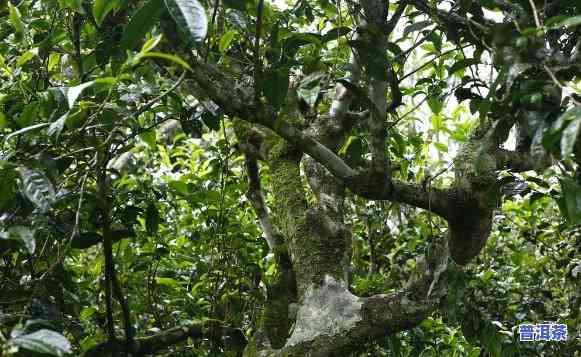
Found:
[0,0,580,356]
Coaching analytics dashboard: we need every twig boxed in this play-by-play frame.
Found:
[111,72,187,153]
[205,0,221,62]
[543,64,581,106]
[132,72,187,119]
[385,0,408,35]
[97,151,116,343]
[112,272,135,353]
[37,166,93,282]
[527,0,541,28]
[400,45,470,81]
[254,0,265,102]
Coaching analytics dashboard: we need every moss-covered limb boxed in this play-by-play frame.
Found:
[185,54,456,215]
[233,122,298,353]
[81,320,246,357]
[262,269,295,348]
[494,148,552,172]
[344,173,452,218]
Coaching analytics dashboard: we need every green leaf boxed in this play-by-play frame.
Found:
[263,67,289,109]
[8,2,25,35]
[320,26,351,43]
[138,52,192,71]
[202,111,220,131]
[559,177,581,225]
[434,142,448,153]
[467,347,482,357]
[71,230,133,249]
[18,167,56,212]
[219,30,236,54]
[223,0,247,11]
[3,123,50,146]
[164,0,208,43]
[427,97,443,115]
[551,16,581,29]
[558,106,581,158]
[140,130,157,149]
[120,0,166,51]
[168,180,190,196]
[448,58,480,75]
[93,0,120,26]
[47,112,69,141]
[284,33,322,53]
[156,277,179,287]
[403,20,432,37]
[140,35,163,53]
[71,232,103,249]
[10,329,72,357]
[61,81,95,109]
[16,48,39,67]
[338,135,365,166]
[61,0,86,14]
[297,71,325,107]
[146,203,160,235]
[0,162,17,210]
[8,226,35,254]
[19,102,39,127]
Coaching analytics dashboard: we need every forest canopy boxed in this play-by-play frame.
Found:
[0,0,580,356]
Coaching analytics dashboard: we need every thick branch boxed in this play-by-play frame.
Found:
[82,320,245,357]
[360,0,391,176]
[243,146,279,250]
[179,48,451,216]
[494,148,550,172]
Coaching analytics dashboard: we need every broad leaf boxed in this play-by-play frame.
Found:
[263,67,290,109]
[71,230,135,249]
[8,2,25,35]
[139,52,192,71]
[47,112,69,141]
[140,130,157,149]
[428,97,443,115]
[60,81,95,109]
[202,111,221,131]
[16,48,39,67]
[146,203,160,235]
[558,106,581,158]
[19,102,39,127]
[71,232,102,249]
[551,15,581,29]
[219,30,236,54]
[93,0,120,26]
[448,58,480,75]
[0,162,17,210]
[321,27,351,43]
[120,0,166,51]
[8,226,35,254]
[223,0,247,11]
[403,20,432,37]
[18,167,56,212]
[60,0,86,14]
[3,123,50,146]
[297,71,325,107]
[10,329,72,357]
[559,177,581,225]
[164,0,208,43]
